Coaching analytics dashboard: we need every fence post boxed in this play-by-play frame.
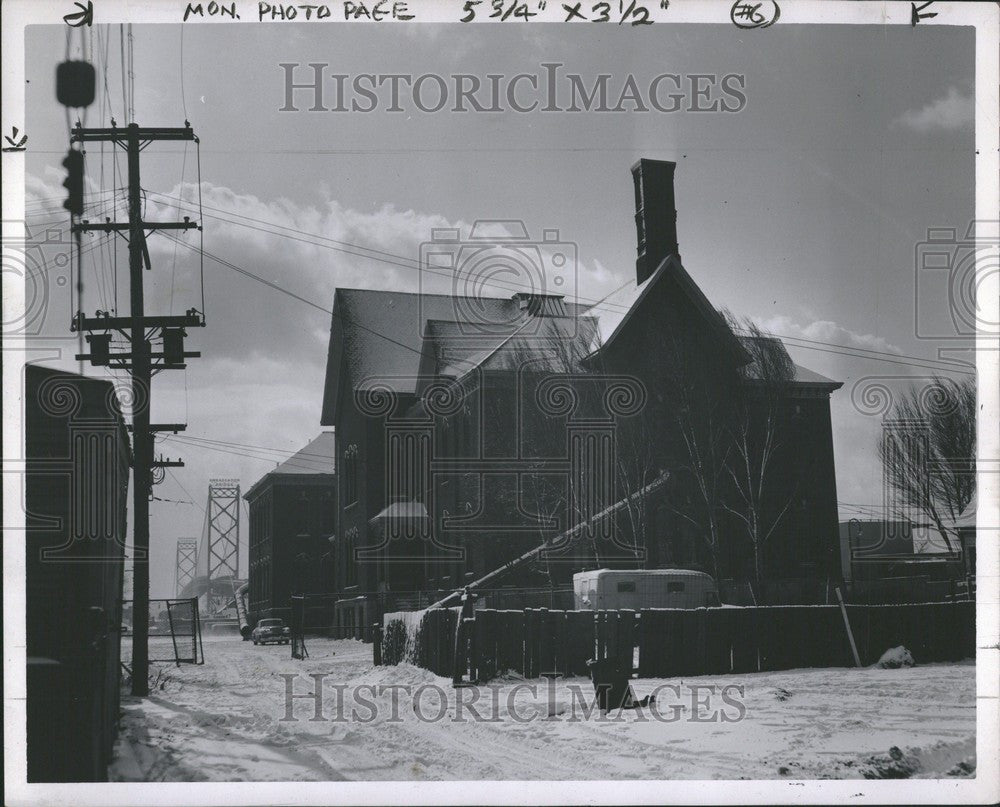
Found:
[592,611,601,662]
[538,608,553,675]
[372,623,382,666]
[452,588,476,687]
[527,609,539,678]
[553,611,567,676]
[835,587,862,667]
[618,610,635,674]
[519,608,531,678]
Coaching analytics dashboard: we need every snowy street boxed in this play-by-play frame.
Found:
[110,636,977,781]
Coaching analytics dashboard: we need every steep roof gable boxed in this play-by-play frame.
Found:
[591,255,750,364]
[738,335,843,390]
[321,287,591,423]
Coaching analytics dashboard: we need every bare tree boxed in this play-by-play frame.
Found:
[721,317,797,589]
[645,325,739,579]
[878,376,976,553]
[611,409,659,567]
[473,323,602,571]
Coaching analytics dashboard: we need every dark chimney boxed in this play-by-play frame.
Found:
[631,158,679,285]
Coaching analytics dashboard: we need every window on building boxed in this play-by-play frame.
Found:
[344,444,359,505]
[344,526,358,588]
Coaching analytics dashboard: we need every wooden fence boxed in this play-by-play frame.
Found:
[380,601,975,683]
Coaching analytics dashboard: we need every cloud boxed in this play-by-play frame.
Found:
[22,175,617,595]
[751,315,912,518]
[756,314,904,358]
[893,87,973,133]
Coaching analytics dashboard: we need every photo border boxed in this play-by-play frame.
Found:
[3,1,997,804]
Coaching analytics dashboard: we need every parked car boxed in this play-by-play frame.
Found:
[573,569,721,610]
[251,618,291,645]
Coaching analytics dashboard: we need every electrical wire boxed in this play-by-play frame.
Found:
[154,194,971,376]
[180,26,188,121]
[160,435,335,473]
[167,433,336,460]
[119,24,127,123]
[168,141,189,315]
[159,231,433,361]
[196,138,206,318]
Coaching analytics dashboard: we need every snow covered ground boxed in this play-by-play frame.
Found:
[110,636,976,782]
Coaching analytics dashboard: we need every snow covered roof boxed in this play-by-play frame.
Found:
[368,500,429,523]
[738,336,842,389]
[587,255,749,364]
[271,431,336,475]
[580,568,715,579]
[954,493,976,530]
[243,432,336,500]
[425,314,599,381]
[321,288,592,422]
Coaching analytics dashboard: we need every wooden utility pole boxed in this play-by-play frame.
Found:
[71,122,203,696]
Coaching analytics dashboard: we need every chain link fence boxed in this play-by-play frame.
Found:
[122,597,203,664]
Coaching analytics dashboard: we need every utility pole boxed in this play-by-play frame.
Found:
[71,122,203,696]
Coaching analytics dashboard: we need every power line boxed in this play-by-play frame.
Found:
[161,435,335,473]
[119,24,127,123]
[160,230,434,361]
[161,433,335,465]
[150,188,636,314]
[169,433,335,460]
[179,26,188,121]
[47,190,970,382]
[156,195,972,376]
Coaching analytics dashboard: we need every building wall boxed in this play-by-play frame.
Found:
[596,277,842,584]
[25,367,130,782]
[247,476,336,619]
[330,280,841,595]
[334,385,375,594]
[247,487,273,615]
[755,393,841,580]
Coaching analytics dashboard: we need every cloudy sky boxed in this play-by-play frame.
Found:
[24,22,975,596]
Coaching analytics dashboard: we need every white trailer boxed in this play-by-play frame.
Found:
[573,569,720,611]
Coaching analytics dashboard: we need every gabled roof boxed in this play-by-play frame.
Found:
[588,255,750,364]
[738,336,842,390]
[424,314,599,381]
[273,431,336,475]
[321,288,591,423]
[243,432,336,500]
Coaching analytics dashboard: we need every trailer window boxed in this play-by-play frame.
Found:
[667,581,685,593]
[616,581,636,593]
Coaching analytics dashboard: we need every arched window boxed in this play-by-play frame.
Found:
[343,444,359,505]
[344,526,359,587]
